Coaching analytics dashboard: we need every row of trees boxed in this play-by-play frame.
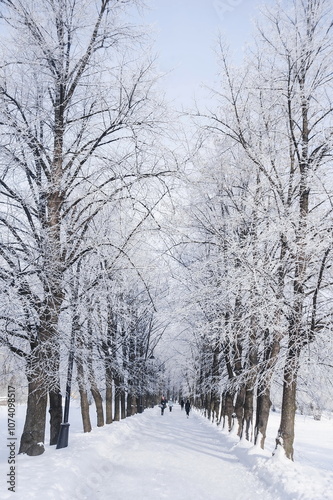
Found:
[171,0,333,460]
[0,0,174,455]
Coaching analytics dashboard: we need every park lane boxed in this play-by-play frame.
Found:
[94,404,280,500]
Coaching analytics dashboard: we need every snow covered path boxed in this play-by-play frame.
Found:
[1,403,332,499]
[96,405,278,500]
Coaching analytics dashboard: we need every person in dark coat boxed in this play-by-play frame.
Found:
[160,396,167,415]
[180,399,185,410]
[185,399,191,418]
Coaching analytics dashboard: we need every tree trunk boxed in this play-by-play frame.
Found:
[121,389,126,419]
[79,388,92,433]
[242,332,258,441]
[90,386,104,427]
[114,375,121,421]
[105,304,116,424]
[276,338,300,460]
[114,394,120,421]
[76,360,92,433]
[211,340,221,424]
[255,385,272,449]
[105,364,113,424]
[205,392,211,420]
[234,387,245,437]
[222,390,234,430]
[213,395,221,424]
[242,313,258,442]
[105,384,113,424]
[127,393,136,416]
[19,370,47,456]
[88,356,104,427]
[243,386,254,441]
[254,335,281,449]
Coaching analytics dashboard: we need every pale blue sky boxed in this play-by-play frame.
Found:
[139,0,268,108]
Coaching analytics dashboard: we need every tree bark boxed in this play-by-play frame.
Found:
[255,385,272,449]
[242,324,258,441]
[127,393,136,416]
[76,359,92,433]
[19,366,47,456]
[87,354,104,427]
[276,338,300,460]
[79,388,92,434]
[243,386,254,441]
[121,389,126,419]
[105,364,113,424]
[234,387,245,437]
[113,375,121,421]
[90,386,104,427]
[255,335,281,449]
[222,390,234,431]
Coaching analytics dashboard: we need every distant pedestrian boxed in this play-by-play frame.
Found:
[160,396,167,416]
[180,399,185,410]
[185,399,191,418]
[168,400,173,412]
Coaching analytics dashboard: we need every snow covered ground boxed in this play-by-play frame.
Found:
[0,401,332,499]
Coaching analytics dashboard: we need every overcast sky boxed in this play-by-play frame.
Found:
[138,0,269,108]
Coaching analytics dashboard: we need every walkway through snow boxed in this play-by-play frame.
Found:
[78,405,279,500]
[4,403,332,499]
[92,406,276,500]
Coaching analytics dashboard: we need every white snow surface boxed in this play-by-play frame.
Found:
[1,403,332,499]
